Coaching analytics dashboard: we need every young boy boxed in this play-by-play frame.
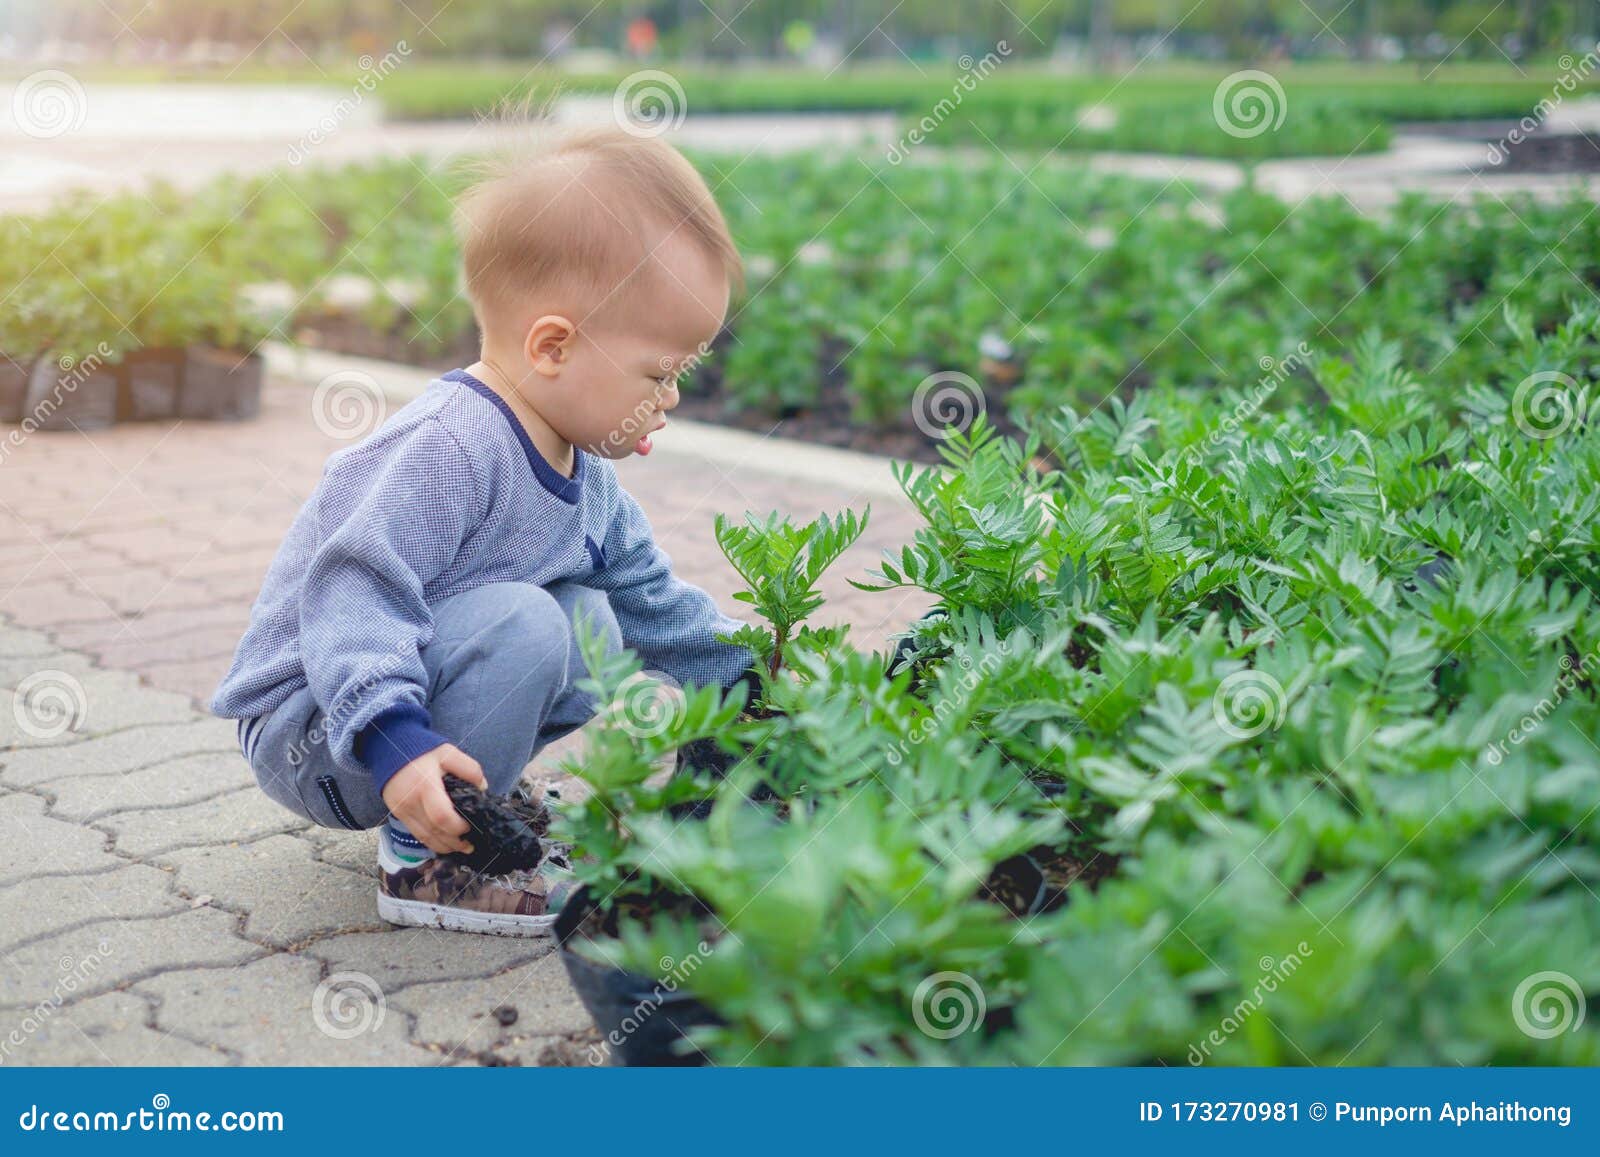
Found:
[210,126,754,938]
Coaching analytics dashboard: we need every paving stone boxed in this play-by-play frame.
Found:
[0,718,237,788]
[52,604,248,652]
[387,951,593,1060]
[0,791,124,885]
[94,624,243,672]
[0,623,59,659]
[101,785,310,860]
[135,952,440,1065]
[0,669,197,749]
[0,650,95,689]
[0,863,187,952]
[42,751,252,822]
[0,907,264,1011]
[0,989,228,1066]
[139,656,235,704]
[163,835,385,949]
[300,825,380,879]
[297,927,552,992]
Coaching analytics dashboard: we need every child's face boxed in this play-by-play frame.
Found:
[529,234,730,461]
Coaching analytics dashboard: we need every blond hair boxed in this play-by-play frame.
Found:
[454,119,743,336]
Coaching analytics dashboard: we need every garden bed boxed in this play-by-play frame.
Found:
[543,304,1600,1066]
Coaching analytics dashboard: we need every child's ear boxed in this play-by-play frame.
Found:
[524,314,575,377]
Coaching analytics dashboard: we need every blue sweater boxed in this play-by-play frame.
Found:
[209,369,753,793]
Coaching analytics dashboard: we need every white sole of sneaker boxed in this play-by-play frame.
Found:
[376,891,559,938]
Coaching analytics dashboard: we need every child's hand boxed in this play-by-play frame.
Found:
[379,745,487,855]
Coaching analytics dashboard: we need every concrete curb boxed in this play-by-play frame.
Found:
[261,342,913,501]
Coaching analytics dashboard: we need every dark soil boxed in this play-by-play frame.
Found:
[980,844,1119,917]
[442,777,549,874]
[1399,119,1600,175]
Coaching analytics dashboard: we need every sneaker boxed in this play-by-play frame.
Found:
[376,825,562,937]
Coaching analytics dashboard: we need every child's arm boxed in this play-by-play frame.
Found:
[585,486,755,695]
[298,420,483,795]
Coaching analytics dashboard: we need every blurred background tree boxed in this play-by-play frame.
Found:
[1,0,1594,64]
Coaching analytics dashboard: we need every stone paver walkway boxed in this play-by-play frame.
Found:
[0,371,925,1066]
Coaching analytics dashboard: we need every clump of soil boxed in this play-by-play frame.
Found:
[443,777,548,874]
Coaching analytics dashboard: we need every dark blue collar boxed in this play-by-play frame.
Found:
[444,369,584,505]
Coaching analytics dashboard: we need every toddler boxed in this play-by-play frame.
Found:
[210,126,754,937]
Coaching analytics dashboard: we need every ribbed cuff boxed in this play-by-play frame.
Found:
[356,703,451,795]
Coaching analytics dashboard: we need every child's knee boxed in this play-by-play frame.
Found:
[550,581,622,654]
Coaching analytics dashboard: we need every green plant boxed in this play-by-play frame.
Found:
[557,302,1600,1067]
[713,506,869,681]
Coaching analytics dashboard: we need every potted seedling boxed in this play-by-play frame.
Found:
[671,507,869,791]
[121,265,190,421]
[551,623,748,1065]
[179,248,270,421]
[21,278,128,433]
[0,216,43,424]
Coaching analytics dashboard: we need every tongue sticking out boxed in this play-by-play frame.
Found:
[634,433,653,456]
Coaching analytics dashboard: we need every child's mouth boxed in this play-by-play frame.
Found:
[635,417,666,456]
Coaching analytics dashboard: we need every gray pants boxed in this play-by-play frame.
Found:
[239,580,622,843]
